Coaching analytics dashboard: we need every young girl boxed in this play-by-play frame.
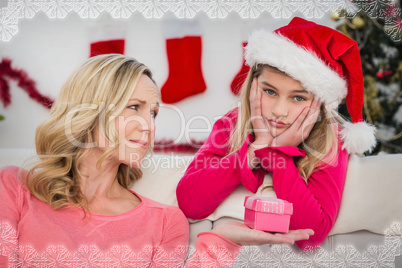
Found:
[176,17,377,251]
[0,54,313,267]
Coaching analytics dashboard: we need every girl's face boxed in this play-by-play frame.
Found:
[257,67,315,137]
[95,74,159,167]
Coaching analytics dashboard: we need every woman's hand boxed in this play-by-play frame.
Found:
[272,99,321,147]
[211,221,314,246]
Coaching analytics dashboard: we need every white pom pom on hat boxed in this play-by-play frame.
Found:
[340,122,377,154]
[245,17,376,154]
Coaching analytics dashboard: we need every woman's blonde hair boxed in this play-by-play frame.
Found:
[228,64,343,182]
[26,54,155,212]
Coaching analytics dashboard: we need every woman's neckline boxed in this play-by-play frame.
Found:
[84,190,144,218]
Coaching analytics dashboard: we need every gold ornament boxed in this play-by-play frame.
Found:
[330,10,342,21]
[337,24,352,38]
[363,75,383,122]
[391,61,402,83]
[352,16,365,29]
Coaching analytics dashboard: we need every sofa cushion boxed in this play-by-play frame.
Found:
[131,154,194,207]
[329,153,402,235]
[0,148,37,168]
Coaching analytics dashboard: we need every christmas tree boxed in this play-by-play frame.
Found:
[332,0,402,154]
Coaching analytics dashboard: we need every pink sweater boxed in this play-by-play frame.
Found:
[176,109,349,250]
[0,166,240,267]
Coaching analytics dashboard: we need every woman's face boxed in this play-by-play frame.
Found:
[257,67,315,137]
[95,74,159,167]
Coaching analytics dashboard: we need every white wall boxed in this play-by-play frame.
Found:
[0,9,337,149]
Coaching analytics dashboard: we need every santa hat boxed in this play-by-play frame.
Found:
[245,17,376,154]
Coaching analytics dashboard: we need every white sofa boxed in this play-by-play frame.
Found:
[1,148,401,267]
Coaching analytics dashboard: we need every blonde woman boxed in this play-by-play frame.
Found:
[177,17,376,251]
[0,54,312,267]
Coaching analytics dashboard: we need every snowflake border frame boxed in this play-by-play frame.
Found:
[1,221,401,266]
[0,0,401,42]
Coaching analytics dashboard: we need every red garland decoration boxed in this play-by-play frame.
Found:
[0,58,54,109]
[153,139,205,154]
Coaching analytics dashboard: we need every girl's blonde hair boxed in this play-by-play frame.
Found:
[229,64,343,182]
[26,54,154,212]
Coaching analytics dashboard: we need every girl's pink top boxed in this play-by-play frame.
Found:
[176,108,349,250]
[0,166,240,267]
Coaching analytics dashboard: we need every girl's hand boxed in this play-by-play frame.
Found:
[272,99,321,147]
[211,221,314,246]
[249,78,274,149]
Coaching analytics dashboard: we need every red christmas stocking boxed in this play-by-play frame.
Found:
[161,21,206,103]
[90,40,125,57]
[89,24,126,57]
[230,42,250,96]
